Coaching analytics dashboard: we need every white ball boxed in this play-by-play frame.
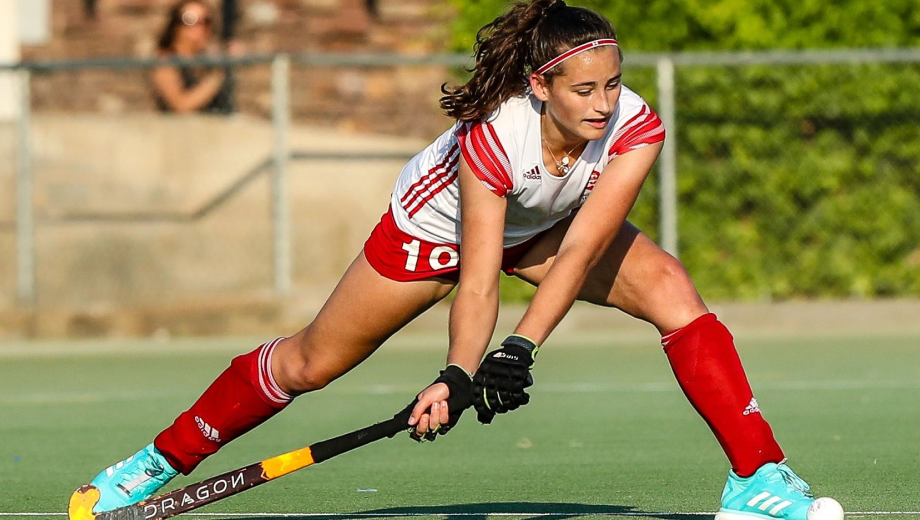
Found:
[807,497,844,520]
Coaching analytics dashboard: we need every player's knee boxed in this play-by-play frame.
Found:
[656,255,689,284]
[285,364,334,393]
[271,335,335,394]
[653,256,703,308]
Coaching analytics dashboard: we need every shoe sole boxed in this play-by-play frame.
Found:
[716,510,790,520]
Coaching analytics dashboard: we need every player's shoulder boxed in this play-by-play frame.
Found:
[604,85,663,140]
[614,85,655,123]
[455,94,536,157]
[484,94,539,130]
[603,85,666,158]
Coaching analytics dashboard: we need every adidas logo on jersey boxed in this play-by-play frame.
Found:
[743,398,761,416]
[195,416,221,442]
[523,166,541,180]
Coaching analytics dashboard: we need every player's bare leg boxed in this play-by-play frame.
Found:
[513,218,841,520]
[513,217,706,330]
[271,251,455,395]
[72,251,453,516]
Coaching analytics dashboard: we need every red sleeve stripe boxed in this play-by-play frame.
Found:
[485,124,513,177]
[458,121,513,197]
[607,105,666,160]
[403,153,460,217]
[400,143,459,207]
[612,105,652,142]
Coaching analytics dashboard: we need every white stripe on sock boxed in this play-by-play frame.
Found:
[257,338,291,405]
[264,338,292,401]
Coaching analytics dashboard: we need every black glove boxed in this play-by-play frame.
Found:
[408,364,472,442]
[472,334,539,424]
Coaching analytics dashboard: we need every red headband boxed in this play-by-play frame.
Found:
[534,38,618,75]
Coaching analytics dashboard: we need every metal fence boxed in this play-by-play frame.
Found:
[2,48,919,308]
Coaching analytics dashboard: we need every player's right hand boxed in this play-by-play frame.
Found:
[407,365,472,442]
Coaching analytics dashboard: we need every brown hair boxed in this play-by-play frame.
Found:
[157,0,217,52]
[440,0,619,122]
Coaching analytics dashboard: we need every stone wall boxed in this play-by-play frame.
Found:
[0,114,427,316]
[21,0,458,137]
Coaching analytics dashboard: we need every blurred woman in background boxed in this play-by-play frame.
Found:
[152,0,235,114]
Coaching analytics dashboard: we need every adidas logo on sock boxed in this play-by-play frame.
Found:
[743,397,761,416]
[195,416,221,443]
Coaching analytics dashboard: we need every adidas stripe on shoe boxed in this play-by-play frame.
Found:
[715,462,842,520]
[86,443,178,513]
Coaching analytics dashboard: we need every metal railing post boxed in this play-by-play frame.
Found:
[16,69,35,305]
[656,57,678,258]
[271,54,292,297]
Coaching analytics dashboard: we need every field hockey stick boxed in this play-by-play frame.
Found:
[68,397,464,520]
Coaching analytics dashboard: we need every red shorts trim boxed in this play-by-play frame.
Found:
[364,208,540,282]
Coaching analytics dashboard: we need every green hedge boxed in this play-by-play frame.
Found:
[452,1,920,300]
[677,64,920,299]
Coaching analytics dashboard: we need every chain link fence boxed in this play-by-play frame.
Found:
[1,49,919,314]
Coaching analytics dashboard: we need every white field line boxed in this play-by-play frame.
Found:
[0,390,178,406]
[4,328,920,360]
[2,512,920,517]
[0,341,255,359]
[3,379,920,407]
[356,379,920,397]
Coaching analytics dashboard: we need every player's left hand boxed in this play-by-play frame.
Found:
[407,365,472,442]
[472,334,539,424]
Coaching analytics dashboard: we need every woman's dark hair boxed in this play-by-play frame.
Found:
[440,0,619,122]
[157,0,216,52]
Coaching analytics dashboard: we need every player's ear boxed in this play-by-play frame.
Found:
[529,73,551,102]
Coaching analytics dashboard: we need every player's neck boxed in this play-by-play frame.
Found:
[541,113,586,171]
[541,113,584,154]
[172,40,202,57]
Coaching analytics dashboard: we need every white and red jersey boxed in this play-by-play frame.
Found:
[390,85,664,249]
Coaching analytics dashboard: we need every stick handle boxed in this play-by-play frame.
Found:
[310,401,414,463]
[128,397,463,520]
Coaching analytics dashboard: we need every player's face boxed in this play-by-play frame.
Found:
[538,48,622,142]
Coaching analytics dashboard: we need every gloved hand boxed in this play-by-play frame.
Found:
[471,334,538,424]
[408,364,472,442]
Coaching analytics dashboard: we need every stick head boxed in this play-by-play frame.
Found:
[68,484,100,520]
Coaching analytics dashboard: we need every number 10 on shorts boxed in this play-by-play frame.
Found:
[401,240,459,272]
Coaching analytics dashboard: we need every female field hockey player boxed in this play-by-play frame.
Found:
[76,2,839,519]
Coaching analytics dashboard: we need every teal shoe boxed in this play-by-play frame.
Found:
[715,462,816,520]
[88,443,178,513]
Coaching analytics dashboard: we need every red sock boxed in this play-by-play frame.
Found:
[154,338,292,474]
[662,313,784,477]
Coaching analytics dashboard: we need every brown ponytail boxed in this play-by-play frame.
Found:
[440,0,618,122]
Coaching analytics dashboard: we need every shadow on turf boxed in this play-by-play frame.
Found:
[231,502,711,520]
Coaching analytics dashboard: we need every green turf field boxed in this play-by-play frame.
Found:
[1,330,919,519]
